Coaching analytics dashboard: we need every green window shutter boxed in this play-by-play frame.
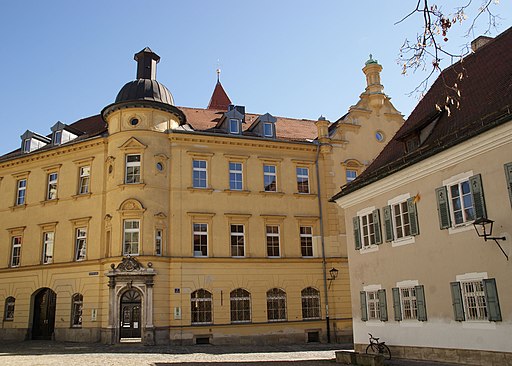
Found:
[392,287,402,321]
[504,163,512,208]
[415,285,427,321]
[450,282,465,321]
[353,216,362,250]
[383,205,394,242]
[360,291,368,321]
[372,209,382,245]
[407,198,420,236]
[483,278,502,322]
[435,186,451,229]
[469,174,487,219]
[378,289,388,321]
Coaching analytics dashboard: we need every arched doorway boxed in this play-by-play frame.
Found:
[120,289,142,339]
[32,288,57,340]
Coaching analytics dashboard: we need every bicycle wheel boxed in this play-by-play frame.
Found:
[381,344,392,360]
[365,343,380,356]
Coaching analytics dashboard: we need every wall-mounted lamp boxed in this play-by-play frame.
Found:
[473,217,508,260]
[328,267,339,289]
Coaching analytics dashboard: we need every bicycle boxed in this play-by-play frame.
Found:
[365,333,391,360]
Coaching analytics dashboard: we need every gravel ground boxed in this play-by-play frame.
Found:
[0,341,463,366]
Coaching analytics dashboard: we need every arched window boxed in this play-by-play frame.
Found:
[266,288,286,322]
[4,297,15,321]
[301,287,321,320]
[230,288,251,323]
[191,289,212,324]
[71,293,83,327]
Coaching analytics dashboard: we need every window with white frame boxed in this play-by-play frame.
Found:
[301,287,320,320]
[229,162,243,190]
[401,287,418,319]
[42,231,54,264]
[360,287,388,322]
[191,289,212,324]
[346,169,357,183]
[263,122,273,137]
[193,223,208,257]
[192,159,207,188]
[125,154,141,184]
[4,297,15,321]
[263,165,277,192]
[230,288,251,323]
[266,225,280,257]
[450,274,502,322]
[23,139,31,153]
[267,288,286,322]
[75,228,87,261]
[229,119,240,134]
[300,226,313,257]
[367,291,380,320]
[392,282,427,321]
[10,236,22,267]
[123,220,140,255]
[353,208,382,250]
[46,172,58,200]
[16,179,27,205]
[383,195,419,243]
[71,293,83,327]
[230,224,245,257]
[436,173,487,230]
[155,229,163,256]
[78,166,90,194]
[296,167,310,194]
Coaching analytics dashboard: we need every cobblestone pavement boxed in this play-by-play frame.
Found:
[0,341,462,366]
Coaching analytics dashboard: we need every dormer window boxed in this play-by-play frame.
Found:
[405,136,420,153]
[20,130,50,153]
[53,130,62,145]
[50,122,79,146]
[23,139,31,153]
[263,122,273,138]
[229,119,240,134]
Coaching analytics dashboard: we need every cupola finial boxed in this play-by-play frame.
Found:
[134,47,160,80]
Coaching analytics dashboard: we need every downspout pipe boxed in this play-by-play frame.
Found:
[315,140,331,343]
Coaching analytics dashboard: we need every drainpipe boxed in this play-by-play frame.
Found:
[315,140,331,343]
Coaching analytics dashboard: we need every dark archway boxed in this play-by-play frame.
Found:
[32,288,57,340]
[120,289,142,339]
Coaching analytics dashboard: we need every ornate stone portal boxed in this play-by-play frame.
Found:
[105,256,156,345]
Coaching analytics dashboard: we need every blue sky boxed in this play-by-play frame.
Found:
[0,1,510,153]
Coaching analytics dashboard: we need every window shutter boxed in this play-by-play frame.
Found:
[378,289,388,321]
[483,278,502,322]
[435,186,451,229]
[360,291,368,321]
[392,287,402,321]
[504,163,512,208]
[450,282,465,321]
[415,285,427,321]
[372,209,382,245]
[469,174,487,219]
[407,198,420,236]
[383,205,394,242]
[353,216,362,250]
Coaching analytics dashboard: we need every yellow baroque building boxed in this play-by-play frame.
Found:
[0,48,403,345]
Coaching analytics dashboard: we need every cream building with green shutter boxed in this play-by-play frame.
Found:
[333,29,512,364]
[0,48,403,345]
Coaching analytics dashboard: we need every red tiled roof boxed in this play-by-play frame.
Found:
[332,26,512,200]
[207,81,232,111]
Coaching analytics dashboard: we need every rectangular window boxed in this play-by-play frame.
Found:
[266,225,280,257]
[123,220,140,255]
[367,291,380,320]
[10,236,22,267]
[393,201,411,239]
[229,119,240,134]
[193,223,208,257]
[23,139,31,153]
[75,228,87,261]
[78,166,90,194]
[229,162,243,191]
[16,179,27,205]
[53,130,62,145]
[300,226,313,257]
[263,122,273,137]
[193,159,207,188]
[47,172,58,200]
[155,229,163,256]
[125,154,141,184]
[400,287,418,320]
[461,280,487,321]
[449,180,475,225]
[361,213,376,247]
[346,169,357,183]
[230,224,245,257]
[296,167,310,194]
[42,231,54,264]
[263,165,277,192]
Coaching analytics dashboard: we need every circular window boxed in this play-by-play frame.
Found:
[156,162,164,172]
[375,131,385,142]
[130,118,139,126]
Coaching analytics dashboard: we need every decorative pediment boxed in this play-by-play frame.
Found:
[115,256,144,272]
[118,198,145,213]
[119,137,147,151]
[154,212,167,219]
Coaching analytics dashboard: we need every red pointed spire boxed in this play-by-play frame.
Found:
[207,69,231,110]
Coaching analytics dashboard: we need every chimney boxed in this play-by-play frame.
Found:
[471,36,493,52]
[134,47,161,80]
